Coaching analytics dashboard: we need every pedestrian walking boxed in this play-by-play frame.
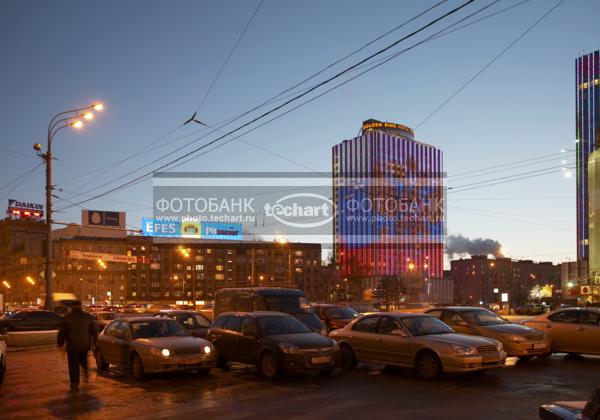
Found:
[57,301,98,390]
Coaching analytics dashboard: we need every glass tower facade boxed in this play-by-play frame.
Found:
[576,51,600,267]
[332,120,445,280]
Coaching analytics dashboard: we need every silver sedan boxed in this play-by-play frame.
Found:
[522,307,600,356]
[95,317,217,379]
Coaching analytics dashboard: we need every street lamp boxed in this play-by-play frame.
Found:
[38,102,104,310]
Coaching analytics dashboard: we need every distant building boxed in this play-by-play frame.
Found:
[588,150,600,289]
[332,119,445,304]
[126,238,322,304]
[452,256,562,307]
[576,50,600,278]
[0,218,46,306]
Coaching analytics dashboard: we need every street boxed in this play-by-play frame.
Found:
[1,348,598,419]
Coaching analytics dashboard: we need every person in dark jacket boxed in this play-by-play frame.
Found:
[57,302,98,389]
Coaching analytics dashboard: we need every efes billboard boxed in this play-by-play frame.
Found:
[142,218,242,240]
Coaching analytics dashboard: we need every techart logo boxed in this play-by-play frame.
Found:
[264,193,333,228]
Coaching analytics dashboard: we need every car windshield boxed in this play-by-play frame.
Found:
[325,307,358,319]
[462,309,508,326]
[264,295,312,314]
[130,320,188,339]
[257,315,311,335]
[402,316,455,336]
[5,311,24,319]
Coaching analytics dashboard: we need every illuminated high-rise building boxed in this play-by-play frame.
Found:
[576,50,600,277]
[332,119,445,293]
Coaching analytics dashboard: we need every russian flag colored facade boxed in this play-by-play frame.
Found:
[332,120,445,282]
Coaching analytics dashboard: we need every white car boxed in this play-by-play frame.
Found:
[0,334,7,386]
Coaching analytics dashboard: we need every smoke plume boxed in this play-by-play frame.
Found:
[446,234,502,258]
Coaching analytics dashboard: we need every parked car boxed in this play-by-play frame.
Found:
[94,317,217,379]
[539,384,600,420]
[145,303,176,314]
[92,311,118,332]
[330,313,506,379]
[426,307,550,359]
[514,303,546,315]
[0,334,7,386]
[0,310,63,334]
[522,307,600,356]
[214,288,325,334]
[313,304,359,333]
[123,303,148,314]
[208,311,339,379]
[153,310,212,338]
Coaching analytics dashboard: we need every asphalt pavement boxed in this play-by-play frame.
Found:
[0,347,598,420]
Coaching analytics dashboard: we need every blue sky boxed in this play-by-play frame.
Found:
[1,0,598,265]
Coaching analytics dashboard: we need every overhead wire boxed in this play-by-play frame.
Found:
[55,0,480,210]
[414,0,565,128]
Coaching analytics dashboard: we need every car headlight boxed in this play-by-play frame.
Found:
[449,344,477,355]
[499,333,522,342]
[278,343,303,355]
[203,345,212,354]
[149,347,171,357]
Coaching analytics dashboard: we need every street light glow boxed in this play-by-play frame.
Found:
[2,280,11,289]
[93,103,104,111]
[83,112,94,120]
[71,120,83,128]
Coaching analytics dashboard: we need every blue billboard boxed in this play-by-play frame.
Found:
[142,218,242,240]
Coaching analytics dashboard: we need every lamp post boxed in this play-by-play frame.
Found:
[39,102,104,310]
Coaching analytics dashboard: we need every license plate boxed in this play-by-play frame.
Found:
[533,343,547,350]
[179,358,201,366]
[311,356,331,365]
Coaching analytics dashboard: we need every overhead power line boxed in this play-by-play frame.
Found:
[0,145,32,158]
[0,162,44,201]
[415,0,565,128]
[55,0,479,210]
[193,0,264,114]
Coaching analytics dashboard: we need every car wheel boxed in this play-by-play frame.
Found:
[416,351,442,380]
[130,354,145,380]
[196,368,211,375]
[0,326,13,335]
[94,348,109,372]
[340,343,357,369]
[259,351,279,379]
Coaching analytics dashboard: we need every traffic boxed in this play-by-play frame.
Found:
[2,288,599,381]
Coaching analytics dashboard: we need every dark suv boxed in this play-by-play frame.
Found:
[0,310,63,334]
[208,311,339,379]
[154,310,212,338]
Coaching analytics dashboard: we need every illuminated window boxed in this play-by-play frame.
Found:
[583,82,588,89]
[216,265,224,271]
[215,273,225,280]
[196,264,204,271]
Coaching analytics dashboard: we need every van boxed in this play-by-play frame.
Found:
[214,288,325,334]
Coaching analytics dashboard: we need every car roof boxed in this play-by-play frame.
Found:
[217,287,305,297]
[120,316,179,323]
[155,310,203,315]
[362,312,433,318]
[216,311,291,318]
[429,307,483,312]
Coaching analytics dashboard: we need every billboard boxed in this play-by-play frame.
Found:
[141,218,242,240]
[7,199,44,219]
[82,210,125,228]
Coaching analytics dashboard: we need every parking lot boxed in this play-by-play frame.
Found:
[1,347,598,419]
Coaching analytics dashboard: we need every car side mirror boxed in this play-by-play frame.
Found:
[391,329,407,337]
